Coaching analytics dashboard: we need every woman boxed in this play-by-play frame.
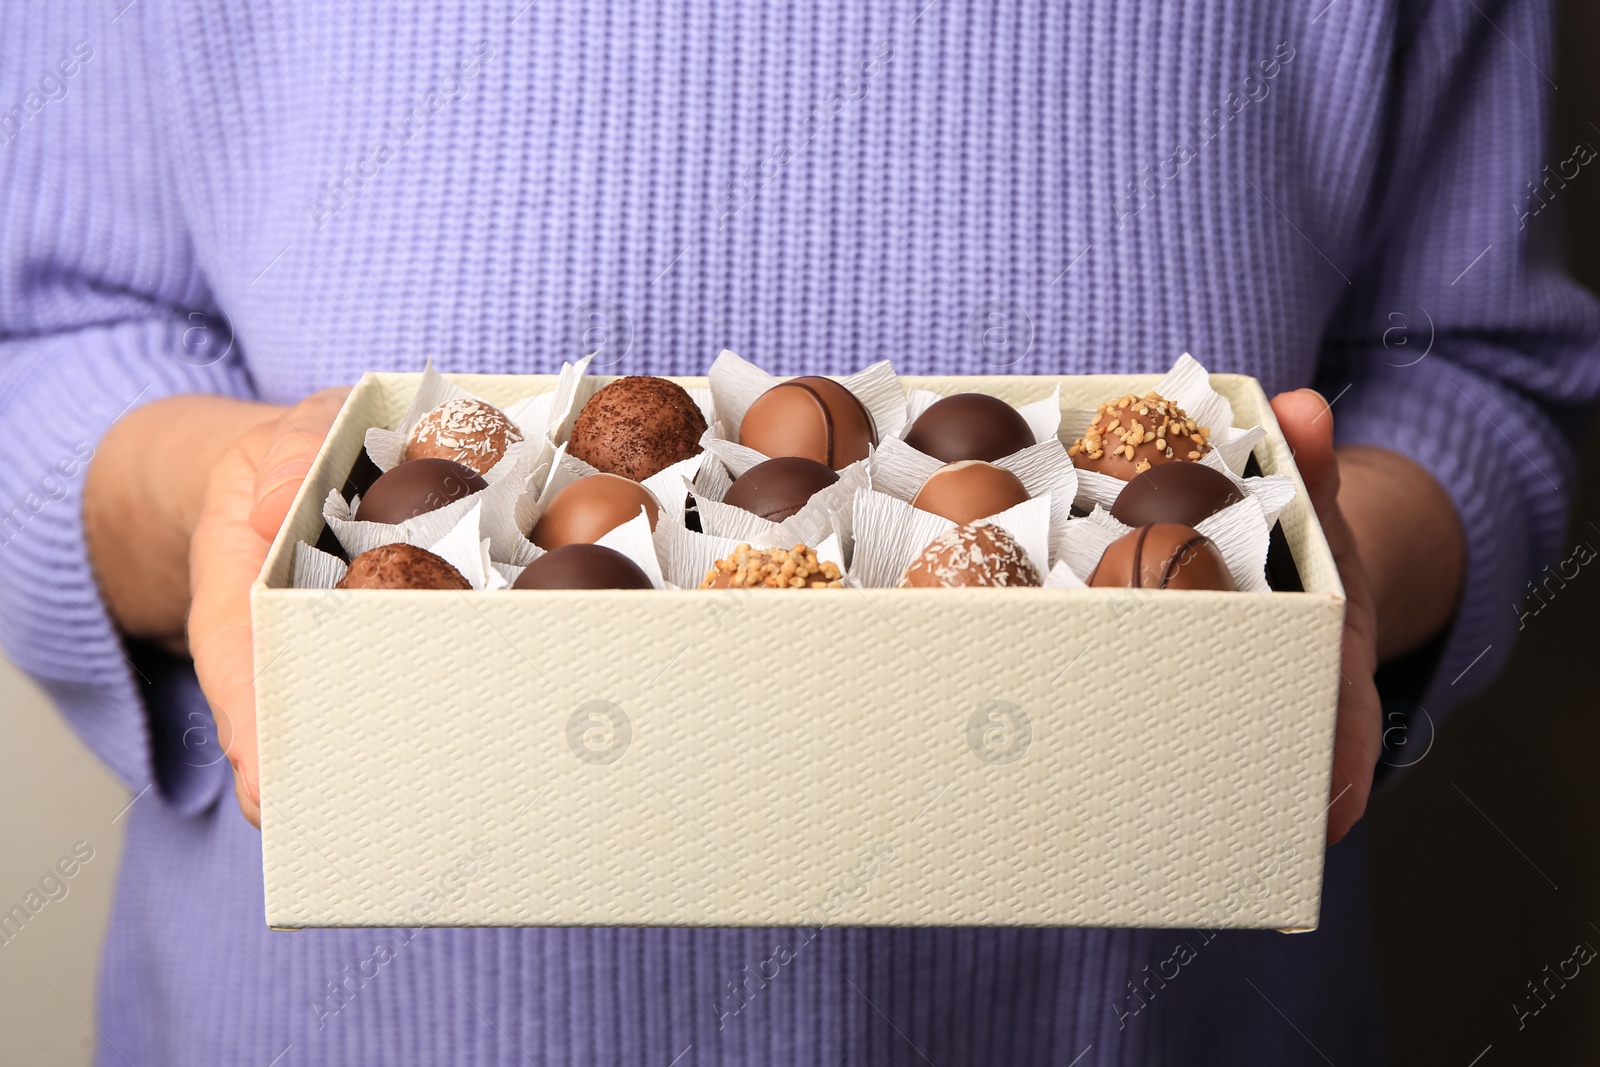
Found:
[3,1,1594,1063]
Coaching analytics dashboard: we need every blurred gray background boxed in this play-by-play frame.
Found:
[4,4,1600,1064]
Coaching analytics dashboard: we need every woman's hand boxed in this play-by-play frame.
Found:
[188,389,349,827]
[1270,390,1464,845]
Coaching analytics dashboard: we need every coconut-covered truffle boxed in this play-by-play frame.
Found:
[1067,391,1210,481]
[898,523,1040,588]
[404,398,524,476]
[1087,523,1235,591]
[336,543,471,590]
[700,543,844,589]
[568,376,707,481]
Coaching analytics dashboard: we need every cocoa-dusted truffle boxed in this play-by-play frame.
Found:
[336,543,471,590]
[910,461,1030,526]
[898,523,1040,588]
[1068,391,1210,481]
[568,376,707,481]
[700,543,844,589]
[512,543,654,590]
[903,393,1034,464]
[1109,462,1243,528]
[739,376,877,469]
[531,474,660,550]
[722,457,840,523]
[355,458,487,524]
[405,398,523,476]
[1087,523,1235,591]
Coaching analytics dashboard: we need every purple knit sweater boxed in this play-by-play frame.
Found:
[3,2,1597,1064]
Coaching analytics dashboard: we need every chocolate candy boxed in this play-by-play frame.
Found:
[336,543,471,590]
[700,543,843,589]
[568,376,707,481]
[722,457,840,523]
[531,474,660,550]
[910,461,1030,525]
[512,544,654,590]
[898,523,1041,588]
[405,398,523,476]
[1087,523,1235,591]
[1068,391,1211,481]
[903,393,1034,464]
[739,376,877,469]
[355,458,487,524]
[1109,462,1244,528]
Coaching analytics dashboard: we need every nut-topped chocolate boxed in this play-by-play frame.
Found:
[898,522,1041,588]
[903,393,1034,464]
[700,543,844,589]
[1109,461,1243,528]
[531,474,660,550]
[739,376,877,469]
[910,460,1030,526]
[354,458,488,524]
[336,543,471,591]
[568,376,707,481]
[1087,523,1235,591]
[722,457,840,523]
[405,398,523,476]
[1068,391,1210,480]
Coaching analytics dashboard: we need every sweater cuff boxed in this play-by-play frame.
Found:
[1328,356,1569,715]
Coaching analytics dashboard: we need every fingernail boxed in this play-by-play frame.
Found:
[1304,388,1329,408]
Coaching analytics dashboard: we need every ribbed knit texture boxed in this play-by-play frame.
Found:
[3,2,1596,1064]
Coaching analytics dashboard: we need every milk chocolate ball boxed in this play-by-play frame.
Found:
[531,474,660,550]
[512,544,654,590]
[1087,523,1235,591]
[898,523,1041,588]
[568,376,707,481]
[336,543,471,590]
[1068,391,1211,481]
[355,458,488,524]
[739,376,877,469]
[910,461,1030,525]
[722,457,840,522]
[404,398,523,476]
[1109,462,1244,528]
[903,393,1035,463]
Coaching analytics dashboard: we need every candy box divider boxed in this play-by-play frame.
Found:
[254,371,1343,932]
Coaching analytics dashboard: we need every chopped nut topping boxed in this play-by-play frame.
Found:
[700,543,844,589]
[1068,390,1212,468]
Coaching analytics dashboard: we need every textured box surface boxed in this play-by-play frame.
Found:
[254,373,1344,931]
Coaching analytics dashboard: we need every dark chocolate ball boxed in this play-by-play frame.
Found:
[1087,523,1235,591]
[1109,461,1244,528]
[903,393,1035,463]
[722,457,840,522]
[910,460,1030,525]
[355,458,488,524]
[739,376,877,469]
[531,474,660,550]
[568,376,707,481]
[336,543,471,590]
[512,543,654,590]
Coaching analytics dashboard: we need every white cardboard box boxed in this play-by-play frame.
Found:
[254,372,1344,932]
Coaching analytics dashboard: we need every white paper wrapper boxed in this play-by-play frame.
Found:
[1053,497,1273,593]
[848,488,1052,589]
[704,349,909,449]
[900,382,1063,454]
[293,503,505,590]
[690,458,870,560]
[500,510,666,590]
[1063,353,1269,510]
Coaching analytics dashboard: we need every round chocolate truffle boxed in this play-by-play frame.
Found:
[910,461,1030,526]
[568,376,707,481]
[336,543,471,591]
[355,458,488,524]
[739,376,877,470]
[903,393,1035,464]
[700,543,844,589]
[898,523,1041,588]
[1068,391,1211,481]
[531,474,660,550]
[722,457,840,523]
[1087,523,1235,591]
[512,543,654,590]
[404,397,524,476]
[1109,462,1244,528]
